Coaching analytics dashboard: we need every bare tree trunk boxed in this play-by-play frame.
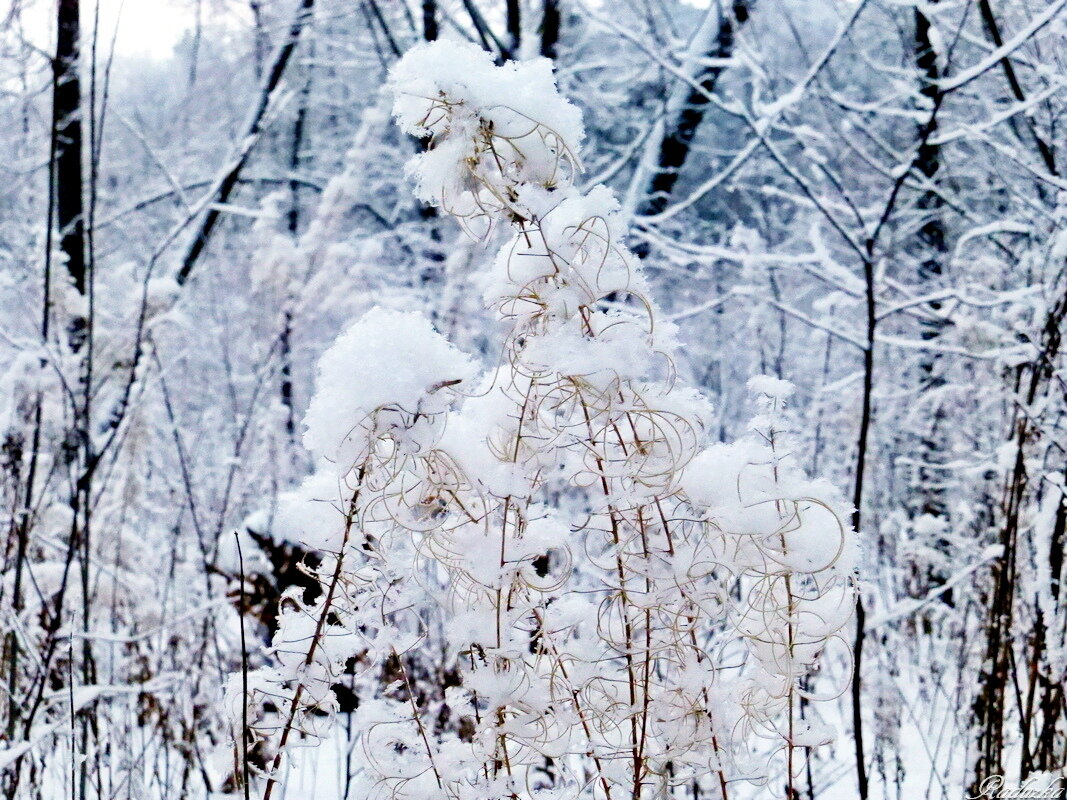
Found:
[249,1,268,80]
[635,2,751,223]
[976,0,1057,176]
[187,0,202,87]
[540,0,560,59]
[423,0,438,42]
[850,246,876,800]
[845,46,950,795]
[506,0,521,56]
[9,8,98,794]
[1032,483,1066,771]
[460,0,509,61]
[55,0,87,348]
[176,0,315,287]
[911,3,954,603]
[281,36,314,444]
[365,0,401,60]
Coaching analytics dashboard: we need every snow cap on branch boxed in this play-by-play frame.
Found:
[302,307,474,468]
[241,39,859,797]
[391,40,584,217]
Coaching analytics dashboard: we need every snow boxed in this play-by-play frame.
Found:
[747,374,796,400]
[391,40,584,214]
[15,7,1057,796]
[273,469,349,550]
[302,307,476,468]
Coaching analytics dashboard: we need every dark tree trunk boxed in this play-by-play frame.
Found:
[1032,484,1066,771]
[54,0,87,349]
[281,46,313,443]
[636,2,751,222]
[977,0,1057,176]
[51,8,99,796]
[176,0,315,286]
[423,0,438,42]
[540,0,560,59]
[912,4,954,603]
[460,0,507,62]
[850,247,876,800]
[249,0,268,79]
[914,3,946,330]
[506,0,521,57]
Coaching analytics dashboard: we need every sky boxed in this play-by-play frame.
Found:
[7,0,247,61]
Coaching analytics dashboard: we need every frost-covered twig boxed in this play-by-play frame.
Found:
[233,40,856,800]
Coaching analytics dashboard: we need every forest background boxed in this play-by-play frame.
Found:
[0,0,1065,798]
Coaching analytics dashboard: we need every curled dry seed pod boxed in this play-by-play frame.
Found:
[229,39,856,800]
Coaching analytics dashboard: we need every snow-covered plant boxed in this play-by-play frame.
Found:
[232,41,856,800]
[225,306,475,795]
